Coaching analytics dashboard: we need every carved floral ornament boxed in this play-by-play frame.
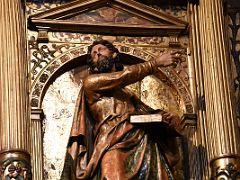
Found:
[0,161,30,180]
[30,43,194,118]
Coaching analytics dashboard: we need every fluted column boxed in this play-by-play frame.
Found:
[197,0,240,178]
[31,109,44,180]
[0,0,31,179]
[188,2,211,179]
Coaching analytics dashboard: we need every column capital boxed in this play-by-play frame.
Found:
[31,108,44,121]
[211,156,240,179]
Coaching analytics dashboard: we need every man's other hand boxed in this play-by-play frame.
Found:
[155,51,181,67]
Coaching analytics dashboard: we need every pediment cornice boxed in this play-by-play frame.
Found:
[28,0,188,37]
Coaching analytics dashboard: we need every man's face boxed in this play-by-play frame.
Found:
[90,44,115,73]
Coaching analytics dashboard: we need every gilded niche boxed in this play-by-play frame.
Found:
[28,35,190,180]
[28,1,190,179]
[36,36,189,180]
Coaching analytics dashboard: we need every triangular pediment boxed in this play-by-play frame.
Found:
[29,0,188,36]
[64,6,160,25]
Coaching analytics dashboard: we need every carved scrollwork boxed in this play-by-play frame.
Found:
[29,37,76,81]
[50,32,169,46]
[30,45,89,108]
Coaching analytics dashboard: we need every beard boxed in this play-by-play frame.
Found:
[90,56,114,73]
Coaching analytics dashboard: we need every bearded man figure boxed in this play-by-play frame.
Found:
[61,40,182,180]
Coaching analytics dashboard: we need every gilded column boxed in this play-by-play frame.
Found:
[0,0,31,179]
[188,2,211,179]
[197,0,240,178]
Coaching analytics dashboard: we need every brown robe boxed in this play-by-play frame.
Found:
[61,60,181,180]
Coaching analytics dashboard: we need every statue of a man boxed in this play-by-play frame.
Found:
[61,40,182,180]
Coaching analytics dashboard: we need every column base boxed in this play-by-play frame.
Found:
[0,149,31,179]
[210,155,240,179]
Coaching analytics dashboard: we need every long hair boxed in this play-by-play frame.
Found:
[87,40,124,72]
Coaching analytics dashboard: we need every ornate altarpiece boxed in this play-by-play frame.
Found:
[0,0,233,179]
[27,0,195,179]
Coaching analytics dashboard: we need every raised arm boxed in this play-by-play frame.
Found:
[83,51,180,93]
[83,60,156,92]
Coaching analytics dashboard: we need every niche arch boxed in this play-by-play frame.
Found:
[30,44,193,116]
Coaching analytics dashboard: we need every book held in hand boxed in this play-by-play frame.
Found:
[130,114,163,123]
